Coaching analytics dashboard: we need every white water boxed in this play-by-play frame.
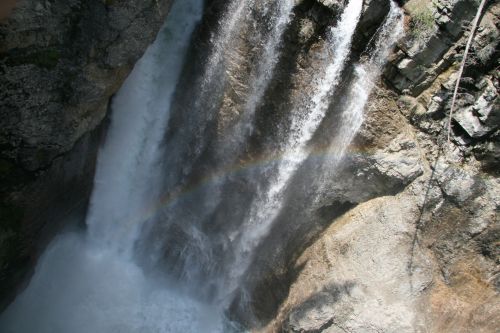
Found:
[337,1,403,156]
[222,0,364,299]
[0,1,227,332]
[1,0,406,330]
[202,0,250,91]
[213,0,295,161]
[238,0,294,137]
[0,234,223,333]
[152,0,296,290]
[318,1,405,186]
[87,0,202,255]
[201,0,295,232]
[157,0,291,191]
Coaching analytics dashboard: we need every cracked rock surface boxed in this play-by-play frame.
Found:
[0,0,172,309]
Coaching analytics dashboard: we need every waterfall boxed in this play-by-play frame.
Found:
[86,0,204,255]
[318,1,404,187]
[221,0,363,300]
[0,1,227,332]
[202,0,249,91]
[155,0,293,195]
[0,0,406,331]
[144,0,296,290]
[230,0,294,144]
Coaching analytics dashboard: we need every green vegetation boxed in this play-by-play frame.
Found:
[410,7,435,41]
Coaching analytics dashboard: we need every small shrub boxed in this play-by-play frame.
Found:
[410,8,435,41]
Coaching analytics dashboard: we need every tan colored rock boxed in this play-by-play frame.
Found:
[259,165,499,332]
[259,188,428,332]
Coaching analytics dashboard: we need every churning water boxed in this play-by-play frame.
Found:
[0,0,404,331]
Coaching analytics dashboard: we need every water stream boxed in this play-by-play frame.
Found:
[0,1,226,332]
[0,0,404,331]
[317,0,405,189]
[221,0,364,301]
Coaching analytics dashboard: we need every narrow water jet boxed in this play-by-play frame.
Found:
[220,0,364,302]
[317,1,405,190]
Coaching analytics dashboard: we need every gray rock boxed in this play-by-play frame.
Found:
[453,77,499,138]
[256,2,500,332]
[435,161,483,204]
[279,193,429,333]
[0,0,172,171]
[0,0,173,309]
[316,0,343,10]
[372,135,424,183]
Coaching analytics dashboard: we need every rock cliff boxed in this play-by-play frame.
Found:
[253,0,499,331]
[0,0,498,331]
[0,0,172,309]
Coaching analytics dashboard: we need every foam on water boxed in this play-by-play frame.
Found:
[0,233,224,333]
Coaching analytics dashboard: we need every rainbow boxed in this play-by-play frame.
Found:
[120,143,379,232]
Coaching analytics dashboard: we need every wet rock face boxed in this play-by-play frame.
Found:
[255,1,499,332]
[0,0,498,330]
[0,0,172,309]
[229,1,423,326]
[244,85,425,330]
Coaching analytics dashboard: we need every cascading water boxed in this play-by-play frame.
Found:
[0,1,227,332]
[221,0,364,300]
[86,0,201,254]
[1,0,405,331]
[227,0,294,145]
[202,0,249,91]
[143,0,296,289]
[317,1,404,188]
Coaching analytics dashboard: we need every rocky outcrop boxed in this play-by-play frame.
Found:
[245,83,426,330]
[275,192,427,333]
[387,0,499,170]
[222,0,421,326]
[0,0,172,309]
[0,0,497,330]
[256,0,499,332]
[1,0,174,170]
[263,172,498,332]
